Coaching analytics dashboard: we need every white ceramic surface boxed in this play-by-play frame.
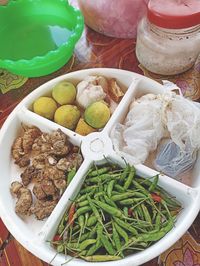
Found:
[0,68,199,266]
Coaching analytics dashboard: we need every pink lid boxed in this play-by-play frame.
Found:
[148,0,200,29]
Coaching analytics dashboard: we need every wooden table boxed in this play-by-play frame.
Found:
[0,2,200,266]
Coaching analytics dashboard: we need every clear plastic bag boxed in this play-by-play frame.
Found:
[154,139,197,178]
[111,91,200,174]
[111,94,166,164]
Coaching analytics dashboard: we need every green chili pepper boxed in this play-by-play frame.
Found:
[104,184,108,193]
[87,196,102,223]
[87,173,121,183]
[107,180,115,198]
[86,241,102,256]
[135,205,144,220]
[124,166,135,190]
[54,163,181,261]
[141,204,152,225]
[104,194,117,208]
[111,191,120,196]
[159,191,181,208]
[112,222,122,252]
[132,180,149,196]
[76,191,95,202]
[119,198,145,206]
[123,207,128,217]
[96,222,103,246]
[155,213,161,231]
[137,178,152,187]
[84,212,89,224]
[94,192,104,199]
[119,164,130,184]
[78,200,89,207]
[79,232,90,242]
[100,234,116,255]
[114,217,138,235]
[88,167,110,177]
[161,199,173,218]
[114,184,125,193]
[80,185,97,194]
[149,175,159,192]
[82,255,121,262]
[111,192,145,202]
[140,218,174,242]
[67,168,76,185]
[94,200,123,218]
[119,218,174,254]
[114,222,129,243]
[88,225,98,239]
[76,194,88,203]
[57,244,64,253]
[75,206,91,217]
[78,215,85,229]
[79,239,97,251]
[87,216,98,227]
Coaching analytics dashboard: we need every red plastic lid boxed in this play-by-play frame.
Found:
[148,0,200,29]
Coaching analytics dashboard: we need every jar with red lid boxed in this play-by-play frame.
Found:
[136,0,200,75]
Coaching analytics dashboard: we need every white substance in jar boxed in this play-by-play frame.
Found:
[136,17,200,75]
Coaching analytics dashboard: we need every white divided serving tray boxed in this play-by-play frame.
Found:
[0,68,199,266]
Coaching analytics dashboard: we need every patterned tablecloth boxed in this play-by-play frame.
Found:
[0,2,200,266]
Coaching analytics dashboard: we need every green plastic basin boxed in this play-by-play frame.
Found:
[0,0,84,77]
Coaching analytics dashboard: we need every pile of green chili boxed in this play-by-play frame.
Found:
[51,163,181,262]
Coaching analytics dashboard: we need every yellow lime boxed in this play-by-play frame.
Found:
[54,105,81,130]
[84,101,110,129]
[33,97,57,120]
[52,81,76,105]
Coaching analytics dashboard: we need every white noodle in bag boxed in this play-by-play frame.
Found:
[111,92,200,176]
[111,94,167,164]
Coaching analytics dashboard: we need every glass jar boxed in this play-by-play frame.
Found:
[77,0,149,39]
[136,0,200,75]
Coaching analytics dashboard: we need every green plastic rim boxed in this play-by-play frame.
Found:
[0,0,84,77]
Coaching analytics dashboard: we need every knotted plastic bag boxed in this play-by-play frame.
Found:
[154,139,197,178]
[154,93,200,177]
[111,91,200,177]
[111,93,167,164]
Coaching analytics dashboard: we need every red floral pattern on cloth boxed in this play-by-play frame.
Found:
[174,248,200,266]
[159,232,200,266]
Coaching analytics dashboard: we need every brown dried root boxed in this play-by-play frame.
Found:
[32,129,71,156]
[15,155,30,168]
[10,181,32,217]
[32,133,52,154]
[11,126,82,220]
[56,153,83,171]
[53,179,67,190]
[50,129,71,156]
[42,166,65,180]
[11,137,24,161]
[30,199,58,220]
[33,179,58,200]
[32,183,46,200]
[10,181,23,195]
[20,166,40,186]
[11,125,41,167]
[32,153,57,170]
[22,125,41,153]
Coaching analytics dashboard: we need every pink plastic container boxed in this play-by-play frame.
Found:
[77,0,149,38]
